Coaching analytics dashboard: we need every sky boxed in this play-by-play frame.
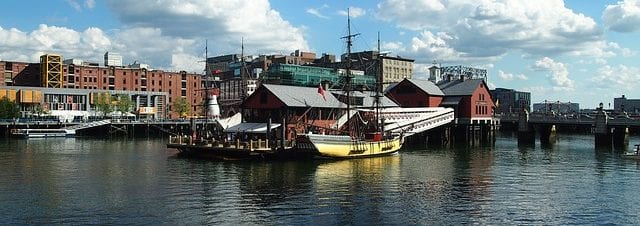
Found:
[0,0,639,109]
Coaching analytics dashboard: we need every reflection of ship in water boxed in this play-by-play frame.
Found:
[235,161,320,207]
[314,155,401,181]
[312,155,401,222]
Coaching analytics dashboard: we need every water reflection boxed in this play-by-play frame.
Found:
[311,156,401,225]
[2,135,640,224]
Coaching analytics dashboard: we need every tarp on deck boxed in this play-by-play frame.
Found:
[216,112,242,129]
[223,122,282,133]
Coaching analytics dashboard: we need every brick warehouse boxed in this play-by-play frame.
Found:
[1,54,204,119]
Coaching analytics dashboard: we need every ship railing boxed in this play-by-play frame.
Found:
[168,135,274,150]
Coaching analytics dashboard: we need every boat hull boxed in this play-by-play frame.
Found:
[303,134,403,158]
[624,153,640,160]
[167,143,315,161]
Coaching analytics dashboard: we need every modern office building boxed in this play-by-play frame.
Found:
[262,63,375,89]
[491,88,531,114]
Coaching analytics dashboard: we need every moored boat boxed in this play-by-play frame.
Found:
[304,133,402,158]
[11,128,75,138]
[295,9,404,159]
[624,144,640,160]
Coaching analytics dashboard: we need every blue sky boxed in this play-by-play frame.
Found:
[1,0,639,108]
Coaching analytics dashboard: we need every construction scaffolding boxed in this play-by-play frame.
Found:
[40,54,63,88]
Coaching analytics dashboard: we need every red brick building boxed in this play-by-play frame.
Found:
[386,77,495,125]
[386,79,444,107]
[437,78,495,124]
[1,59,204,119]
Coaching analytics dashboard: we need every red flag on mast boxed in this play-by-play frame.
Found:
[317,84,326,101]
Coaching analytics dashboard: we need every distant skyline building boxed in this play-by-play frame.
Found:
[614,95,640,113]
[491,88,531,114]
[104,52,123,67]
[429,64,487,84]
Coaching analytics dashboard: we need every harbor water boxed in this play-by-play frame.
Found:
[1,133,640,225]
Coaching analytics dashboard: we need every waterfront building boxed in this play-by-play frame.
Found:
[437,78,495,125]
[341,50,414,90]
[614,95,640,113]
[1,55,204,119]
[0,85,168,120]
[385,78,444,107]
[490,88,531,114]
[532,101,579,115]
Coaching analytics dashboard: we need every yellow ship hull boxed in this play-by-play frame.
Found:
[305,134,403,158]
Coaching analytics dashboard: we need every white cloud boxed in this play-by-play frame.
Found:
[497,70,528,81]
[406,31,501,64]
[85,0,96,9]
[376,0,606,64]
[106,0,309,55]
[307,5,330,19]
[591,65,640,90]
[381,41,405,53]
[338,7,366,18]
[67,0,95,11]
[66,0,82,11]
[532,57,574,90]
[0,25,112,63]
[1,0,310,73]
[603,0,640,32]
[307,8,329,19]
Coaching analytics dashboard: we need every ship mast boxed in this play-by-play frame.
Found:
[204,39,209,119]
[240,37,247,122]
[341,9,359,137]
[376,32,383,134]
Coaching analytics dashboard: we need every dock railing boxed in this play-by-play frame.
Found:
[168,135,272,151]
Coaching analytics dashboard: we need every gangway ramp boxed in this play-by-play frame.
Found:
[376,107,455,136]
[62,119,111,131]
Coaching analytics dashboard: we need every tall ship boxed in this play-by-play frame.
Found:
[296,10,404,158]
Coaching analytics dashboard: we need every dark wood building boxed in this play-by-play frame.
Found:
[386,78,444,107]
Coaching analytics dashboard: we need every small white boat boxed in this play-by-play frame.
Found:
[624,144,640,160]
[11,128,75,138]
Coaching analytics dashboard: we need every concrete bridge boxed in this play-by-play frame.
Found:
[500,109,638,148]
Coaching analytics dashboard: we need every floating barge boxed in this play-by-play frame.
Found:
[11,128,75,138]
[167,135,316,160]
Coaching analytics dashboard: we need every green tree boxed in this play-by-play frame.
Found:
[0,96,20,119]
[172,97,191,118]
[115,94,134,116]
[93,93,113,117]
[30,103,46,117]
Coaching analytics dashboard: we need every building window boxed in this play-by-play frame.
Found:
[181,90,187,96]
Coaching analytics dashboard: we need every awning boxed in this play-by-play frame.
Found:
[223,122,282,133]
